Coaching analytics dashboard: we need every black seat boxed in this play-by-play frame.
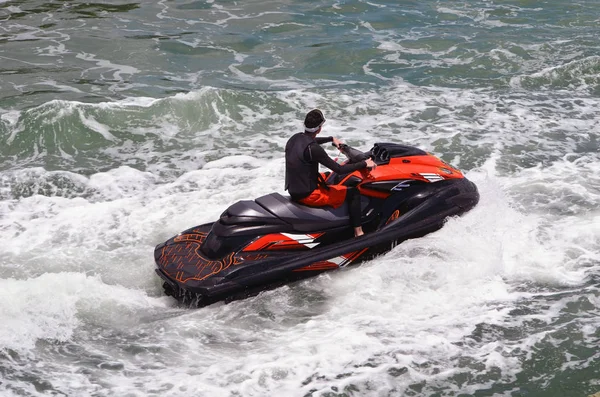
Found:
[204,194,353,257]
[255,193,351,232]
[215,193,371,236]
[221,200,285,225]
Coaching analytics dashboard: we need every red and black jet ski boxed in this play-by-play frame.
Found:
[154,143,479,306]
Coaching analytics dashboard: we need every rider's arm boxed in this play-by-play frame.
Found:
[308,143,367,174]
[315,136,333,145]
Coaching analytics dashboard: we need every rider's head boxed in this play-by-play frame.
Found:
[304,109,326,134]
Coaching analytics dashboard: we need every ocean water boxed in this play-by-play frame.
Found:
[1,0,599,396]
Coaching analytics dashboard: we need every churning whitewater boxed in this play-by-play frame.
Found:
[1,1,599,396]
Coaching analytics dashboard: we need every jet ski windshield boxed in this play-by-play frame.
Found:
[335,143,426,165]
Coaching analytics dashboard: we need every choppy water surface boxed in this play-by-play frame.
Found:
[1,1,599,396]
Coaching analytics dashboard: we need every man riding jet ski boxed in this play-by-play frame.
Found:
[285,109,377,237]
[154,110,480,306]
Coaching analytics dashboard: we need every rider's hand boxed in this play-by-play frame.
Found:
[332,137,343,149]
[365,158,376,169]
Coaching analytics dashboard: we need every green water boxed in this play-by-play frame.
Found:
[1,1,599,396]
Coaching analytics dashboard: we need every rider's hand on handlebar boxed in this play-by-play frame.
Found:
[332,137,343,149]
[365,158,376,169]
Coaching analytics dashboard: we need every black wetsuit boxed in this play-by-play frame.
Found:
[285,132,367,228]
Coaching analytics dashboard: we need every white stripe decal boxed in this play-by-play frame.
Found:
[281,233,320,248]
[420,173,444,182]
[328,256,348,267]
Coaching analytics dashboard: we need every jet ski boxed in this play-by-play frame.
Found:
[154,142,480,306]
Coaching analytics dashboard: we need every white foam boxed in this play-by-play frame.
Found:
[77,111,116,141]
[6,6,22,13]
[0,272,169,353]
[1,157,582,394]
[202,155,260,170]
[1,75,599,395]
[75,52,140,81]
[36,31,71,57]
[510,55,600,92]
[35,80,82,93]
[0,109,20,126]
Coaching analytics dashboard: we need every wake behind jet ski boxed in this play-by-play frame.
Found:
[154,142,479,306]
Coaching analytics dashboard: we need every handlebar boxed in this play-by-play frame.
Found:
[332,143,376,170]
[332,143,372,163]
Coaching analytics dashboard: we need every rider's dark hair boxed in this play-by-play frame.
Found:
[304,109,325,130]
